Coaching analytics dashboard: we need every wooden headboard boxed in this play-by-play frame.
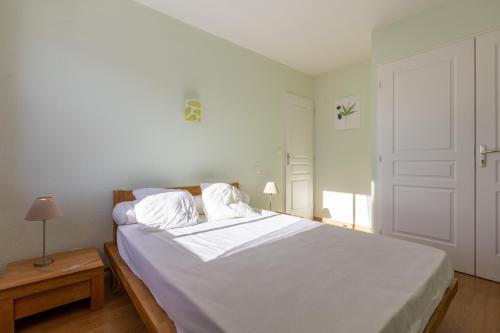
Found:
[112,183,239,242]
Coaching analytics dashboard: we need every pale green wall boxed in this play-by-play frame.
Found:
[0,0,313,269]
[4,0,499,269]
[370,0,500,232]
[372,0,500,65]
[314,0,500,230]
[314,60,372,219]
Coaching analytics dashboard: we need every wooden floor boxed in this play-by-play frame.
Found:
[16,275,147,333]
[436,272,500,333]
[15,272,500,333]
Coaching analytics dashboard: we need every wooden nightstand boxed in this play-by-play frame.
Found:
[0,247,104,333]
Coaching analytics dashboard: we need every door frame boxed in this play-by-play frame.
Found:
[474,28,500,282]
[284,92,314,216]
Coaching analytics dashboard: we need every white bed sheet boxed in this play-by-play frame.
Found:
[117,211,453,333]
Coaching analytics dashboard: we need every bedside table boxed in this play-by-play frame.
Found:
[0,247,104,333]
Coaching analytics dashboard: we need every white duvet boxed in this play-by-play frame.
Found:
[117,211,453,333]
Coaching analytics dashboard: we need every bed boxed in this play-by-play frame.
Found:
[104,184,458,333]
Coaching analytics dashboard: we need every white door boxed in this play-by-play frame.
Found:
[476,29,500,282]
[285,93,314,219]
[379,39,476,274]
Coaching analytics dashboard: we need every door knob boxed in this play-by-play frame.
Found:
[480,145,500,167]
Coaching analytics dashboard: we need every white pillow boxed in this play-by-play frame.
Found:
[194,195,204,215]
[135,191,199,229]
[200,183,250,204]
[229,201,259,217]
[201,183,258,221]
[112,201,138,225]
[200,183,213,191]
[133,188,178,200]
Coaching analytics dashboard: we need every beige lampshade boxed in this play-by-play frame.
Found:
[25,197,63,221]
[263,182,278,195]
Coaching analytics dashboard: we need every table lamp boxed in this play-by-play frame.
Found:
[263,182,278,211]
[25,197,63,267]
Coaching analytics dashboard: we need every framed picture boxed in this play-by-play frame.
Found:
[335,95,360,130]
[184,99,202,122]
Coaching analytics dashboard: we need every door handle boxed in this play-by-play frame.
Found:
[480,145,500,167]
[287,153,291,165]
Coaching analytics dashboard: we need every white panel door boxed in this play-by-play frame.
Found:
[379,39,475,274]
[476,29,500,282]
[285,93,314,219]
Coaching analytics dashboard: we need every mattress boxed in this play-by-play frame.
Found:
[117,211,453,333]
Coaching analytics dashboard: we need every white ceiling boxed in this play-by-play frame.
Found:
[133,0,446,76]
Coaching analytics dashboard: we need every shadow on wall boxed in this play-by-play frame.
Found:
[321,189,373,230]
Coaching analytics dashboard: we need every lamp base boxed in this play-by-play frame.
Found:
[34,256,54,267]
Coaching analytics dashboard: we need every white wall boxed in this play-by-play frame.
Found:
[0,0,313,270]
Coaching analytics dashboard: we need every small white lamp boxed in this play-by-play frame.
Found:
[263,182,278,211]
[25,197,63,267]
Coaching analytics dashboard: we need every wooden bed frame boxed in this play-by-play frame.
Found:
[104,183,458,333]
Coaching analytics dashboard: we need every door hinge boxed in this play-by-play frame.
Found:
[378,155,382,163]
[379,81,381,88]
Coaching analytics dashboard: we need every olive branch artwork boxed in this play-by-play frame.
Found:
[335,95,361,130]
[336,102,357,120]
